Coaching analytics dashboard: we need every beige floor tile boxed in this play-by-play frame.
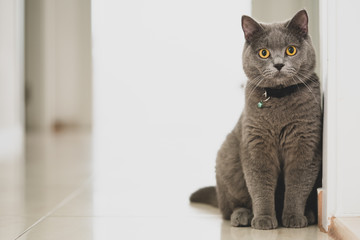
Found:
[0,216,39,240]
[17,216,331,240]
[0,132,92,217]
[0,131,334,239]
[330,217,360,240]
[52,182,220,217]
[336,217,360,238]
[0,185,84,217]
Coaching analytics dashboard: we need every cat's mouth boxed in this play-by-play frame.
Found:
[269,71,290,81]
[274,71,282,77]
[260,71,297,88]
[274,70,291,77]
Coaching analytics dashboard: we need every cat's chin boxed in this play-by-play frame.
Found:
[257,76,296,89]
[259,72,297,88]
[274,77,294,88]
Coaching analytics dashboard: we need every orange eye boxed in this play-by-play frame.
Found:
[286,46,297,56]
[259,49,270,59]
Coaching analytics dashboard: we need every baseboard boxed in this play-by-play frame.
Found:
[317,188,327,232]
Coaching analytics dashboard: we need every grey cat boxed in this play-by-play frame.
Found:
[190,10,322,230]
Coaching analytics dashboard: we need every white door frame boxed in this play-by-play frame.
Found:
[320,0,360,231]
[320,0,337,231]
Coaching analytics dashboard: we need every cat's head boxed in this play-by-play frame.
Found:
[241,10,315,88]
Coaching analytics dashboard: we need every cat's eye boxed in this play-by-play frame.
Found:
[259,49,270,59]
[286,46,297,56]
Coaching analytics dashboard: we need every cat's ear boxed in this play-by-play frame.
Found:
[287,10,308,37]
[241,15,263,42]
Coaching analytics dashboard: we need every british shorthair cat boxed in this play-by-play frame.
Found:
[190,10,322,230]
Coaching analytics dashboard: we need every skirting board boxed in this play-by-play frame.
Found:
[318,188,326,232]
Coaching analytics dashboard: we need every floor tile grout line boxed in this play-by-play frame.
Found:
[14,177,92,240]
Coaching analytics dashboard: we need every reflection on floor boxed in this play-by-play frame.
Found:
[0,131,332,239]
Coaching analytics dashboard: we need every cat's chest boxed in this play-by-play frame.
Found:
[251,94,299,113]
[244,94,315,130]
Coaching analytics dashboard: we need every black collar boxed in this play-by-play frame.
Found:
[264,84,300,98]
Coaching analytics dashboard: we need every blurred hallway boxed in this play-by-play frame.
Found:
[2,0,357,238]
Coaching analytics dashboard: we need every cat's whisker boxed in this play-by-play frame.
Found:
[262,69,272,76]
[294,74,312,92]
[245,77,260,99]
[296,72,319,89]
[247,76,265,102]
[295,70,310,78]
[294,74,319,104]
[289,68,297,75]
[247,78,263,100]
[296,70,316,81]
[291,76,301,92]
[297,71,319,85]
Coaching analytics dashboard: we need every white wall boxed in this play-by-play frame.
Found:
[92,0,251,186]
[321,0,360,230]
[334,0,360,217]
[0,0,24,158]
[92,0,251,134]
[25,0,92,131]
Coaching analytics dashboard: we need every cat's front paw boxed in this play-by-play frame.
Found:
[251,215,278,230]
[282,214,308,228]
[231,208,253,227]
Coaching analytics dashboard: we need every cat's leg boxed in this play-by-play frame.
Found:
[282,145,321,228]
[243,159,279,229]
[217,177,253,226]
[230,207,253,227]
[242,138,280,230]
[304,164,322,225]
[216,181,233,220]
[216,132,252,224]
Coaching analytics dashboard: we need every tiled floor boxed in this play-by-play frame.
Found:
[0,130,332,239]
[330,217,360,239]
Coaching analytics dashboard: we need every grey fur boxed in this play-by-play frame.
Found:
[190,186,218,207]
[190,10,322,230]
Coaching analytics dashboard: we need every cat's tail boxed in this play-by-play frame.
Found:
[189,186,218,208]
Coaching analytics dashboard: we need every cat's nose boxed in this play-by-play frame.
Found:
[274,63,284,71]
